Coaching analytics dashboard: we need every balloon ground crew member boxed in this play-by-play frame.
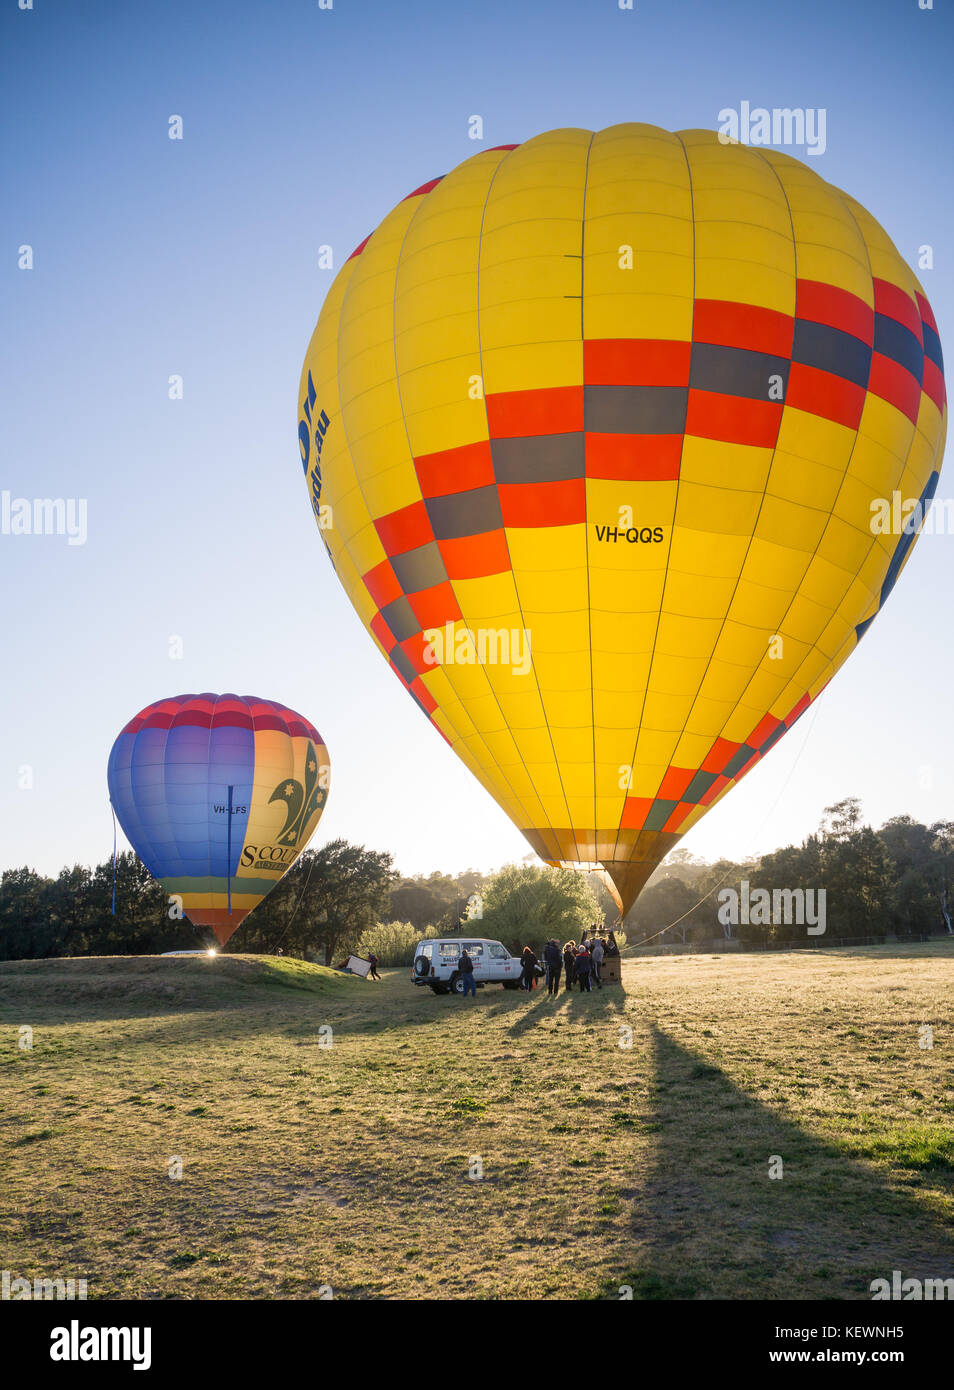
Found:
[520,945,538,991]
[574,943,592,992]
[543,938,562,995]
[367,951,381,980]
[590,935,604,988]
[459,947,476,997]
[562,940,577,992]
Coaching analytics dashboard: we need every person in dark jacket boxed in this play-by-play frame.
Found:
[589,935,604,989]
[543,938,562,995]
[459,947,476,997]
[562,940,577,992]
[574,944,592,992]
[519,945,538,992]
[368,951,381,980]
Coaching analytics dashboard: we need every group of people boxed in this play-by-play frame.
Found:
[518,928,620,994]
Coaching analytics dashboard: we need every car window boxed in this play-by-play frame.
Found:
[439,942,460,958]
[462,943,483,956]
[488,944,508,958]
[422,943,433,959]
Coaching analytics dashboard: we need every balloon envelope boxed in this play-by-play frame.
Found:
[108,694,330,944]
[299,123,946,916]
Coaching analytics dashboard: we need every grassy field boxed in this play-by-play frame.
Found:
[1,943,953,1300]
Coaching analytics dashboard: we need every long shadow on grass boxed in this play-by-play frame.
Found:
[3,967,635,1058]
[485,982,628,1037]
[0,992,376,1043]
[5,974,546,1055]
[601,1026,954,1300]
[0,964,419,1043]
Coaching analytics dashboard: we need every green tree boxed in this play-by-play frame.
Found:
[692,858,752,940]
[818,799,892,935]
[236,840,395,963]
[930,821,954,935]
[0,867,50,958]
[878,816,939,934]
[878,816,954,936]
[746,837,824,943]
[355,920,440,966]
[628,876,699,945]
[386,870,485,932]
[46,864,95,954]
[91,853,190,954]
[477,864,601,953]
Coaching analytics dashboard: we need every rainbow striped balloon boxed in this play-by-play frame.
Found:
[108,694,330,945]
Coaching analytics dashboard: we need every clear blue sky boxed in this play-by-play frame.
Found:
[2,0,951,881]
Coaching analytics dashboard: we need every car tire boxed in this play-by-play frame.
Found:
[448,972,464,995]
[413,955,430,980]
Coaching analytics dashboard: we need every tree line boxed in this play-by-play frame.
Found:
[627,801,954,946]
[1,799,951,961]
[0,848,612,964]
[0,840,393,963]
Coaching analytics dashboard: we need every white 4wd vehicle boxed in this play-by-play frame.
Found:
[411,937,525,994]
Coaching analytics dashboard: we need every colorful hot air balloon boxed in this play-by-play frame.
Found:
[108,694,331,945]
[298,123,945,917]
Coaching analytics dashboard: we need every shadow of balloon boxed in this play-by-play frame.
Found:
[478,981,628,1037]
[597,1026,954,1299]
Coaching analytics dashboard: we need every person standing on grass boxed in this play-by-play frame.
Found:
[590,935,604,989]
[459,947,476,997]
[520,944,538,992]
[574,943,592,992]
[543,938,562,995]
[367,951,381,980]
[563,940,577,992]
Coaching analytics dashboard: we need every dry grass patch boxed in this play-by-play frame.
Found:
[1,944,952,1299]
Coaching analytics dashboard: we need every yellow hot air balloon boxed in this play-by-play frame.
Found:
[298,124,946,918]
